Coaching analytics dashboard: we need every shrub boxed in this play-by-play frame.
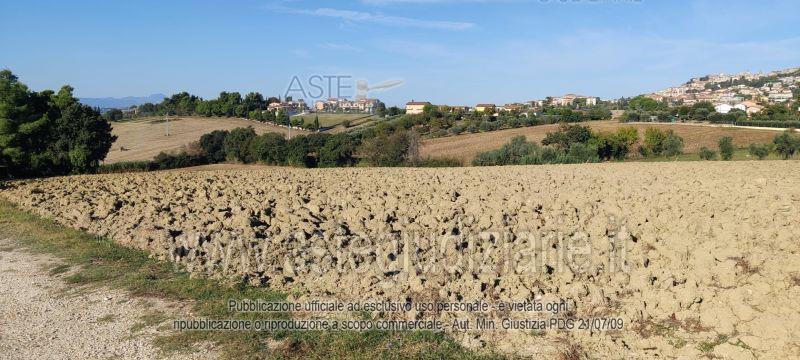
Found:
[497,136,538,164]
[542,124,593,150]
[411,157,463,168]
[773,130,800,159]
[472,151,499,166]
[285,137,313,167]
[566,142,600,163]
[223,127,257,162]
[360,130,419,167]
[718,136,734,161]
[248,133,287,165]
[151,150,206,170]
[642,128,684,157]
[592,127,638,160]
[472,137,600,166]
[699,147,717,160]
[748,143,771,160]
[97,161,151,174]
[663,131,685,157]
[318,134,358,167]
[199,130,229,163]
[643,128,667,156]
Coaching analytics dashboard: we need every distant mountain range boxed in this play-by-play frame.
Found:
[80,94,167,109]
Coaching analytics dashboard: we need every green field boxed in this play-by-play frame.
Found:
[292,113,377,128]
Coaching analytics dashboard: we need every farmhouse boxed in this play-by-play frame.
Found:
[406,101,431,115]
[475,104,496,113]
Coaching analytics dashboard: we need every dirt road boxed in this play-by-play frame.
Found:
[0,239,215,360]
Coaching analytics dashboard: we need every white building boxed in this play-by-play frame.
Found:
[405,101,431,115]
[769,91,793,103]
[714,104,734,114]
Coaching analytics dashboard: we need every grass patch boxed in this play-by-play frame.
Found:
[48,264,71,275]
[0,200,496,359]
[131,311,170,333]
[697,334,729,353]
[98,314,117,323]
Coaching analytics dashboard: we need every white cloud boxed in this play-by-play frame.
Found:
[318,43,364,52]
[263,4,474,30]
[290,49,311,59]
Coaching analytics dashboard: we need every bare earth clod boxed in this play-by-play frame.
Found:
[2,162,799,358]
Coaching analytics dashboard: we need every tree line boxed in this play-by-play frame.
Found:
[472,124,643,166]
[473,124,800,166]
[622,96,800,128]
[116,92,395,131]
[98,126,440,174]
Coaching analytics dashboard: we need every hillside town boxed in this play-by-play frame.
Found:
[646,67,800,114]
[404,68,800,118]
[261,97,384,116]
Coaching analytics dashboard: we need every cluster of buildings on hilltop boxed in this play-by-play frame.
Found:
[264,97,382,116]
[314,98,381,113]
[405,94,602,115]
[648,67,800,115]
[267,98,308,115]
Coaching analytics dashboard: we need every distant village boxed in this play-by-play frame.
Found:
[646,67,800,115]
[110,67,799,119]
[405,94,601,116]
[260,97,383,116]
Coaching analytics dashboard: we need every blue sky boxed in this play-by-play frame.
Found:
[1,0,799,106]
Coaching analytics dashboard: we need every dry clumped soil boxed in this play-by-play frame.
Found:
[2,162,799,358]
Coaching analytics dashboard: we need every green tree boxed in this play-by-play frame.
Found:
[593,127,638,160]
[360,130,418,167]
[628,96,663,112]
[276,110,290,126]
[248,133,286,165]
[313,115,320,131]
[643,128,667,156]
[104,109,124,122]
[375,101,387,117]
[718,136,734,160]
[699,147,717,160]
[243,92,265,112]
[199,130,229,163]
[662,131,684,157]
[773,131,799,159]
[223,127,256,162]
[748,143,771,160]
[318,134,357,167]
[541,124,592,150]
[0,71,116,177]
